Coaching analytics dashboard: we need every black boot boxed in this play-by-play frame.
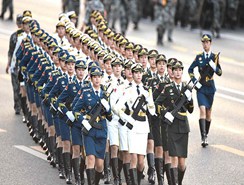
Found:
[103,152,111,184]
[199,119,207,147]
[49,136,57,167]
[170,168,178,185]
[20,97,28,123]
[63,152,72,184]
[111,158,119,185]
[147,153,156,184]
[130,168,138,185]
[155,158,164,185]
[137,169,143,185]
[80,156,85,185]
[57,148,65,179]
[165,163,173,185]
[178,168,186,185]
[206,120,211,136]
[123,163,132,185]
[72,158,81,185]
[33,119,42,143]
[118,158,123,185]
[86,168,95,185]
[95,170,102,185]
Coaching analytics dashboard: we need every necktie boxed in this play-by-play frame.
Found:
[177,84,181,93]
[95,90,99,97]
[79,81,82,87]
[69,76,72,82]
[136,85,140,95]
[78,51,80,55]
[206,53,209,59]
[160,76,164,82]
[117,78,121,85]
[153,72,156,78]
[108,76,111,79]
[129,82,132,86]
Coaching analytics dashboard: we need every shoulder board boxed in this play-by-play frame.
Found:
[125,85,132,90]
[57,76,65,81]
[143,86,148,91]
[197,52,204,56]
[68,81,75,85]
[17,29,24,34]
[83,88,92,92]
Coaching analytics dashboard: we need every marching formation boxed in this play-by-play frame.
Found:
[7,5,222,185]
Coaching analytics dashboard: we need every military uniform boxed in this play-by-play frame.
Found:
[156,61,194,185]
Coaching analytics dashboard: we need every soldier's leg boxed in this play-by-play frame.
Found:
[63,140,72,184]
[155,4,165,45]
[146,135,156,184]
[11,72,21,114]
[56,136,65,179]
[119,2,128,36]
[170,157,178,185]
[0,0,8,19]
[111,0,120,29]
[199,105,207,147]
[167,3,177,42]
[178,157,186,185]
[95,158,104,185]
[72,145,81,185]
[122,151,132,185]
[137,154,145,185]
[130,0,139,30]
[129,153,139,185]
[8,0,13,20]
[212,1,221,38]
[104,141,112,184]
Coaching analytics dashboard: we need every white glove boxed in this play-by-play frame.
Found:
[195,81,202,90]
[82,119,92,131]
[209,60,216,71]
[184,89,192,101]
[124,114,136,124]
[50,103,57,111]
[66,111,75,122]
[164,112,174,123]
[58,107,63,114]
[101,98,110,112]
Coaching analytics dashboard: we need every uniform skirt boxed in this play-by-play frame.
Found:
[168,132,188,158]
[197,91,214,109]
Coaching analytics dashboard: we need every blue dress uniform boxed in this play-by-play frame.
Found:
[57,59,87,146]
[188,34,222,148]
[73,67,113,159]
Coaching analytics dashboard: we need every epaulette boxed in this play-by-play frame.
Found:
[17,28,24,34]
[197,52,204,56]
[57,75,65,81]
[125,85,132,90]
[143,86,149,91]
[83,88,92,92]
[68,81,75,85]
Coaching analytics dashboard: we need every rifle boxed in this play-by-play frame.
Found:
[199,52,220,86]
[82,85,114,135]
[163,80,197,125]
[126,94,147,130]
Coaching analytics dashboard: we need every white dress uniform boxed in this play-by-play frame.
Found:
[52,33,70,49]
[116,81,155,155]
[69,47,87,59]
[107,75,125,146]
[117,79,132,151]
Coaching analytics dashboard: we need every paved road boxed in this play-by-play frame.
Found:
[0,0,244,184]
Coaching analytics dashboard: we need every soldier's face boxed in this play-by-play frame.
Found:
[104,60,112,74]
[70,18,77,25]
[108,38,114,48]
[157,61,166,74]
[148,57,156,68]
[23,23,30,32]
[139,55,148,68]
[125,49,133,59]
[76,68,85,81]
[91,75,102,88]
[74,37,81,46]
[66,62,75,74]
[133,71,142,84]
[57,26,65,37]
[167,66,174,79]
[60,60,67,71]
[133,52,139,62]
[112,64,122,77]
[52,53,59,64]
[202,40,211,52]
[125,68,132,79]
[173,68,183,79]
[120,45,125,55]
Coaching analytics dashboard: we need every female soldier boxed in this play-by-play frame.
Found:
[73,66,113,185]
[188,34,222,147]
[156,61,194,184]
[116,63,155,185]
